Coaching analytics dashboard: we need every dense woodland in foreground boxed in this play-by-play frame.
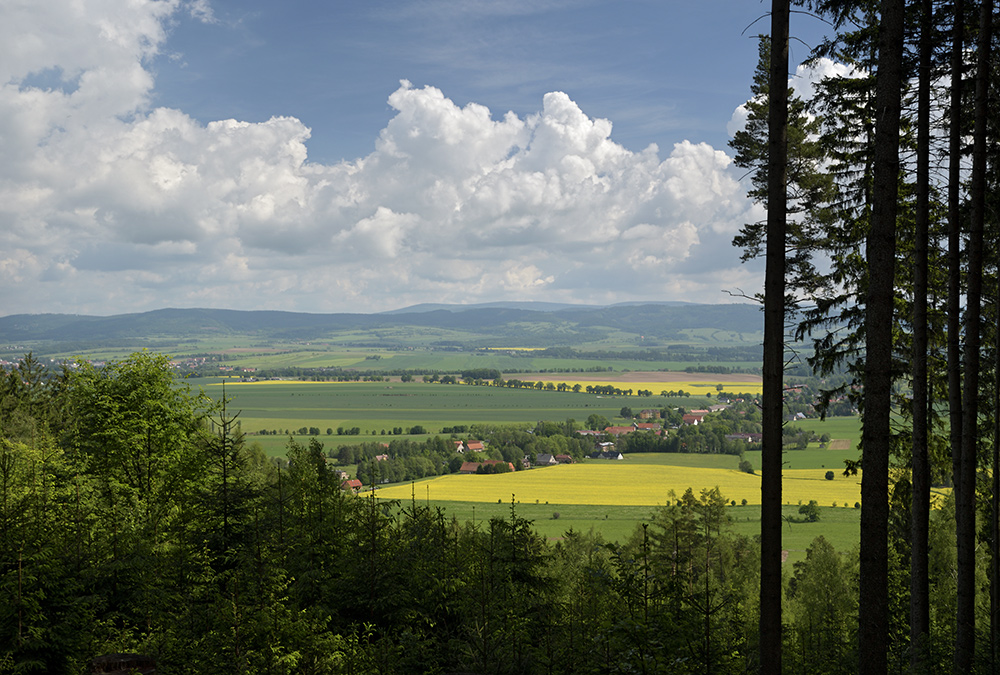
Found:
[0,352,968,674]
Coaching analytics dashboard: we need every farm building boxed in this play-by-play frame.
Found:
[454,440,486,453]
[460,460,515,474]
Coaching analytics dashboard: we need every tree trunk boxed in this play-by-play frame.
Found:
[993,272,1000,675]
[759,1,789,672]
[956,1,992,671]
[910,0,932,667]
[859,1,904,673]
[947,0,964,569]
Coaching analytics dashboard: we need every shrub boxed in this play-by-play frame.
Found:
[825,470,835,481]
[798,500,820,522]
[854,502,861,509]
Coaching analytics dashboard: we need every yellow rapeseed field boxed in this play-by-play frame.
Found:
[519,377,762,396]
[375,463,865,507]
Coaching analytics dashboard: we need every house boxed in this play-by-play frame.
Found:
[681,414,704,426]
[453,441,466,453]
[341,478,363,492]
[465,440,485,452]
[639,409,661,420]
[725,433,763,443]
[590,449,624,460]
[554,454,573,464]
[604,426,636,436]
[633,422,662,433]
[535,453,558,466]
[334,469,349,481]
[460,459,515,474]
[374,454,389,461]
[483,459,515,472]
[520,457,532,470]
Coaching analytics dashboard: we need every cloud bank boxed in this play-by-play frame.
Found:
[0,0,760,315]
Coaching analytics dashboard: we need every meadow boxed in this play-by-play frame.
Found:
[374,450,883,562]
[390,499,865,563]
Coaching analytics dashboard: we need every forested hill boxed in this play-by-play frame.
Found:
[0,302,762,346]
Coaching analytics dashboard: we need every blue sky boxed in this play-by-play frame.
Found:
[0,0,833,316]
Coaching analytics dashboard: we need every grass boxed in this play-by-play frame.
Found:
[743,415,863,471]
[375,492,861,564]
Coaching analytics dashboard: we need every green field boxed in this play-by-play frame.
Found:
[369,450,880,563]
[199,378,718,446]
[375,495,861,564]
[41,335,762,373]
[744,415,862,471]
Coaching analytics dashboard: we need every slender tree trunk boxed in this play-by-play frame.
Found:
[910,0,932,668]
[993,272,1000,674]
[946,5,965,668]
[859,1,905,673]
[956,1,992,671]
[760,1,788,672]
[947,0,965,553]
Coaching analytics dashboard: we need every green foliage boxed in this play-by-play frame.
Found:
[799,500,821,522]
[0,350,980,672]
[786,536,857,673]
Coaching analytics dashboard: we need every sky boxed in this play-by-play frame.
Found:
[0,0,835,317]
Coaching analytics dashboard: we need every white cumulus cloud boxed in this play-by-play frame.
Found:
[0,0,759,315]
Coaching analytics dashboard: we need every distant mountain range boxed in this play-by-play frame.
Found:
[0,303,763,350]
[379,300,696,314]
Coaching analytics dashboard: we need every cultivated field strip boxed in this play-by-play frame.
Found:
[374,463,867,507]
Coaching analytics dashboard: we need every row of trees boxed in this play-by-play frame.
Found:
[740,0,1000,671]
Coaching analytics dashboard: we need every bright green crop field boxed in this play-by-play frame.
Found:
[196,378,719,452]
[743,415,863,471]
